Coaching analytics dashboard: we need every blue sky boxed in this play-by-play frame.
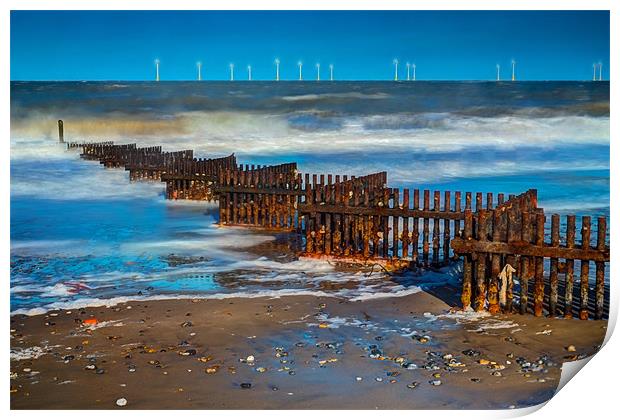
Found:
[11,10,609,81]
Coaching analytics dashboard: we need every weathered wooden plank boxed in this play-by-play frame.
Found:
[461,210,473,310]
[595,217,607,320]
[579,216,591,320]
[450,238,608,262]
[533,213,545,317]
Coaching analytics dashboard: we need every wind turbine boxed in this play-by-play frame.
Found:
[316,63,320,81]
[412,63,416,81]
[298,61,303,81]
[496,64,500,81]
[329,64,334,81]
[511,59,516,81]
[598,61,603,81]
[593,63,597,81]
[406,62,410,81]
[229,63,234,81]
[275,58,280,81]
[393,59,399,81]
[197,62,202,81]
[248,65,252,81]
[154,59,160,82]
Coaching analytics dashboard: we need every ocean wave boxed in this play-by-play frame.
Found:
[281,92,390,102]
[10,283,423,317]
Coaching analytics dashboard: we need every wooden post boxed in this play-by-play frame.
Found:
[564,215,576,318]
[422,190,430,266]
[412,189,420,265]
[595,217,606,319]
[474,210,489,312]
[58,120,64,143]
[443,191,451,264]
[520,211,531,315]
[549,214,560,317]
[393,189,400,259]
[488,209,501,314]
[382,188,390,258]
[461,209,473,310]
[579,216,591,320]
[402,189,410,259]
[533,213,545,317]
[432,191,440,266]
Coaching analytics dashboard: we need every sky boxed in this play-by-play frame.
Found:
[10,10,610,81]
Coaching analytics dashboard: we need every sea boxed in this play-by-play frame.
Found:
[10,81,610,315]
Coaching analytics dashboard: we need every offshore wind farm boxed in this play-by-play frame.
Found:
[152,57,606,82]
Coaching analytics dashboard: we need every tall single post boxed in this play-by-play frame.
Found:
[598,62,603,81]
[579,216,591,320]
[275,59,280,81]
[298,61,303,81]
[248,65,252,81]
[496,64,500,81]
[595,217,606,319]
[57,119,64,143]
[533,213,545,317]
[329,64,334,81]
[511,60,516,81]
[197,62,202,81]
[412,64,416,81]
[549,214,560,317]
[461,210,473,310]
[316,63,320,81]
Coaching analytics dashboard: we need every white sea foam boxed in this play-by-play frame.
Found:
[281,92,390,101]
[11,280,424,316]
[10,345,59,361]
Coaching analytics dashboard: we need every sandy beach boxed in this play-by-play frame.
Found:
[10,289,606,409]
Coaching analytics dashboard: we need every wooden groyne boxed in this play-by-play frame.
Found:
[60,120,610,320]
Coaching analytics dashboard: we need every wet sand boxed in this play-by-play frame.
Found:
[10,290,606,410]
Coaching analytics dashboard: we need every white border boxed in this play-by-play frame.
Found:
[3,2,617,420]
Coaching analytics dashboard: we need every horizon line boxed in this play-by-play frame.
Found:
[10,79,609,83]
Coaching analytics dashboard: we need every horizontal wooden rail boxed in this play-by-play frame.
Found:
[299,204,466,220]
[451,238,609,262]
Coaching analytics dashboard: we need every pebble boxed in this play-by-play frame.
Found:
[96,368,105,375]
[470,378,481,383]
[356,377,363,381]
[429,380,442,386]
[246,355,255,363]
[256,367,267,373]
[406,382,419,389]
[375,377,383,382]
[178,349,197,356]
[566,345,576,352]
[205,365,220,374]
[116,398,127,407]
[462,349,481,357]
[240,383,252,389]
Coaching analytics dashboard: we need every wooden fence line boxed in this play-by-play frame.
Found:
[451,190,609,320]
[63,129,610,320]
